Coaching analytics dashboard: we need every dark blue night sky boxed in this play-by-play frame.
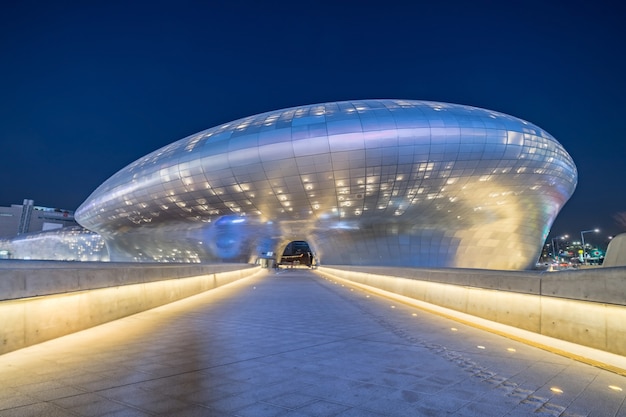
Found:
[1,1,624,246]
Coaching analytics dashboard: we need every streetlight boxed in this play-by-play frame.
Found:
[551,234,568,263]
[580,228,599,264]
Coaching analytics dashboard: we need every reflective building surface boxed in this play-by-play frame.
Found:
[0,226,109,261]
[75,100,577,269]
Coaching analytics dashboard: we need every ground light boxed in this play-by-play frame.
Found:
[316,270,626,376]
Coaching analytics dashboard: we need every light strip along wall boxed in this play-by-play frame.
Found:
[315,266,626,375]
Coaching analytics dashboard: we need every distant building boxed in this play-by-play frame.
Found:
[0,199,78,239]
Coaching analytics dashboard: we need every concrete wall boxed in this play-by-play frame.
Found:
[604,232,626,267]
[0,261,264,355]
[316,265,626,357]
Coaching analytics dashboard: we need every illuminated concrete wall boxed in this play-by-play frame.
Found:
[75,100,577,270]
[0,262,263,355]
[603,233,626,267]
[316,266,626,364]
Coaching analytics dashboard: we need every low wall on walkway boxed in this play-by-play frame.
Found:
[316,265,626,357]
[0,261,263,355]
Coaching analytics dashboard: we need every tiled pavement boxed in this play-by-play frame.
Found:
[1,269,625,416]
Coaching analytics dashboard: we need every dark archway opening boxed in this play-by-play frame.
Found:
[280,240,315,267]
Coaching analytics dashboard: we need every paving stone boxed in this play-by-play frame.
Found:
[0,269,624,416]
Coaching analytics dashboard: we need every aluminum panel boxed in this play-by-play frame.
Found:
[75,100,577,269]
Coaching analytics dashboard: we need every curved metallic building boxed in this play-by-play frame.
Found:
[75,100,577,269]
[0,226,109,261]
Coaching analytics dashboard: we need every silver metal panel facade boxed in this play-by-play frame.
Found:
[0,226,108,261]
[75,100,577,269]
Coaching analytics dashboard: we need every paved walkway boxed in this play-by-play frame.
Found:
[1,269,625,416]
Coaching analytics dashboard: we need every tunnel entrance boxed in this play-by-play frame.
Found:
[280,240,314,268]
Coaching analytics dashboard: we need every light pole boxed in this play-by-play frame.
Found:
[552,235,569,262]
[551,234,568,263]
[580,229,599,264]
